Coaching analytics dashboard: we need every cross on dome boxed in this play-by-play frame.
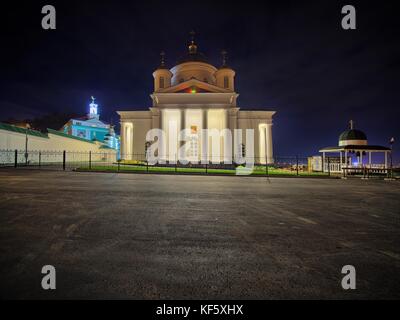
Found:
[188,30,197,54]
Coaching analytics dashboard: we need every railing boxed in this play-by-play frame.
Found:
[0,150,325,176]
[342,166,393,179]
[1,150,396,178]
[0,150,116,171]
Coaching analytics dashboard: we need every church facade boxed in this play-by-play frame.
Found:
[118,38,275,164]
[62,97,120,151]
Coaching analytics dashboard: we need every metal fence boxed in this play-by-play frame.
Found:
[0,150,116,171]
[0,149,327,176]
[2,150,397,178]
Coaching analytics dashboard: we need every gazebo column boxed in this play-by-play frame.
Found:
[322,152,326,172]
[384,151,388,169]
[339,151,343,171]
[368,151,372,168]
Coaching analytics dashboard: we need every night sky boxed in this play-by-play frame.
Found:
[1,0,399,160]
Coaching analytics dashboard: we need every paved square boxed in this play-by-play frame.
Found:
[0,169,399,299]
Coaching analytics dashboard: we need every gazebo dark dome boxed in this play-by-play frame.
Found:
[339,129,367,142]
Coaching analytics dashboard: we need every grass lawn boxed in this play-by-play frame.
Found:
[76,164,330,177]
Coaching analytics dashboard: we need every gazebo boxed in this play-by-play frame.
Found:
[319,121,392,175]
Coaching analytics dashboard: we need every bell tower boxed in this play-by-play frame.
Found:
[152,51,173,92]
[88,96,100,120]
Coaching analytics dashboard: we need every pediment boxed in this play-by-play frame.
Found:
[158,79,232,94]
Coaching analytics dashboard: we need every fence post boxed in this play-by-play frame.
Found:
[14,150,18,168]
[175,155,177,173]
[63,150,66,171]
[146,159,149,172]
[296,155,299,176]
[205,162,208,174]
[118,160,120,171]
[39,152,41,168]
[89,151,92,170]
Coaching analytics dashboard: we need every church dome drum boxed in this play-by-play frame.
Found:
[152,32,236,91]
[171,35,217,86]
[171,61,217,86]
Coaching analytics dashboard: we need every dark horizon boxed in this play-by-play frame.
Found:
[1,0,399,160]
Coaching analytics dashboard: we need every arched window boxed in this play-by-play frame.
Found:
[159,77,165,89]
[223,76,229,89]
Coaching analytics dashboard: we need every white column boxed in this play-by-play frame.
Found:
[223,109,230,163]
[201,109,208,163]
[123,123,132,160]
[229,109,237,161]
[322,152,326,172]
[124,123,130,160]
[259,126,266,164]
[120,122,125,158]
[130,125,133,160]
[180,109,186,162]
[160,109,165,161]
[266,123,273,164]
[339,151,342,171]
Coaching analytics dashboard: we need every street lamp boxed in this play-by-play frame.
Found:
[25,123,31,165]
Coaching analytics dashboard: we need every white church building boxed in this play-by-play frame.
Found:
[118,36,275,164]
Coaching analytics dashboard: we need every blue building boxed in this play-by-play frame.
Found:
[62,97,120,153]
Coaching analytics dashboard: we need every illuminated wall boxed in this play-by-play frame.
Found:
[0,124,117,162]
[207,109,228,162]
[119,109,275,164]
[162,109,181,161]
[258,123,273,164]
[123,123,133,159]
